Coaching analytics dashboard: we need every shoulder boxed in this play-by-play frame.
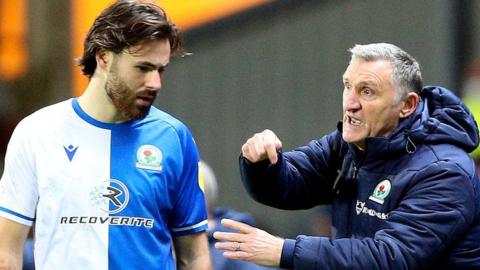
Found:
[144,107,198,158]
[13,99,73,136]
[404,145,477,209]
[26,99,72,119]
[407,143,475,177]
[145,107,192,136]
[391,144,477,209]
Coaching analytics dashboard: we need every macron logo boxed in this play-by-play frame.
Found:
[63,145,78,162]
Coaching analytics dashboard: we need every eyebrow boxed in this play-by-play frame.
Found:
[342,77,379,87]
[135,61,169,70]
[358,80,379,87]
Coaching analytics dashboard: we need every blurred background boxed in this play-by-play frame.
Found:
[1,0,480,238]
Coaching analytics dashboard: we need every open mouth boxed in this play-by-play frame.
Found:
[136,96,155,106]
[347,115,362,126]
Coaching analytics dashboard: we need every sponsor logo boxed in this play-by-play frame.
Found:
[355,200,389,220]
[89,179,129,214]
[368,179,391,204]
[60,216,154,228]
[60,179,154,228]
[136,145,163,171]
[63,145,78,162]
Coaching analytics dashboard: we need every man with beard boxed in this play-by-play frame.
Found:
[0,1,211,269]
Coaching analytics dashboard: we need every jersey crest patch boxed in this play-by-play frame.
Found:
[136,145,163,172]
[368,179,391,204]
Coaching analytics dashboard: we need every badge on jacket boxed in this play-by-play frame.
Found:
[369,179,391,204]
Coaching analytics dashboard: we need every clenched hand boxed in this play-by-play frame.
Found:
[241,129,282,164]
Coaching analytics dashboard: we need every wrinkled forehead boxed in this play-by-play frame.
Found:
[343,58,394,81]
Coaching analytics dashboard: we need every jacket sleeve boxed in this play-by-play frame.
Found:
[280,161,477,269]
[239,131,345,210]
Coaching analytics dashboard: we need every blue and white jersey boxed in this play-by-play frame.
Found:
[0,99,208,270]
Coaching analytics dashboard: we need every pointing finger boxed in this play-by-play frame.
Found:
[220,218,255,234]
[263,130,282,164]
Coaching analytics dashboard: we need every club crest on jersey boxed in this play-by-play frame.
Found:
[368,179,391,204]
[89,179,130,214]
[136,145,163,172]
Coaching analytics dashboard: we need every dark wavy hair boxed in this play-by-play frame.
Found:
[78,0,183,78]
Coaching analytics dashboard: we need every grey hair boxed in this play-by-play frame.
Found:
[199,160,218,210]
[348,43,423,103]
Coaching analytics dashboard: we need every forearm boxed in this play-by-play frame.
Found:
[239,156,282,204]
[240,152,334,210]
[174,232,211,270]
[176,252,211,270]
[0,218,29,270]
[0,251,22,270]
[281,235,416,270]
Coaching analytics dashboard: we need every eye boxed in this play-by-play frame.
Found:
[137,66,151,73]
[343,83,351,91]
[361,87,373,96]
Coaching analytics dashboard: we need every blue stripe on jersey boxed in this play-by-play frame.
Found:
[108,124,176,270]
[72,99,135,129]
[0,206,35,221]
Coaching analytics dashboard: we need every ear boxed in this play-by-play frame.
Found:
[95,49,113,71]
[399,92,420,118]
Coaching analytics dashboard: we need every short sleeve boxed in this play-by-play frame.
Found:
[170,127,208,236]
[0,119,38,226]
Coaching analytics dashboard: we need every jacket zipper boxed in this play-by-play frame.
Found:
[346,164,359,237]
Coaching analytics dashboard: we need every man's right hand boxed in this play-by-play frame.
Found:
[241,129,282,164]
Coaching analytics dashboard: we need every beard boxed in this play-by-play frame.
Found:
[104,69,157,120]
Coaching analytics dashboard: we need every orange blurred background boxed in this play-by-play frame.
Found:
[70,0,272,96]
[0,0,272,94]
[0,0,28,81]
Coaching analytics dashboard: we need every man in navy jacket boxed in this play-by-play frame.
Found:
[214,43,480,269]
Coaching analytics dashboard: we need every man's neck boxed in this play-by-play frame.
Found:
[77,76,127,123]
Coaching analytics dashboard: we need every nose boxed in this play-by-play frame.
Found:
[145,70,162,90]
[343,90,361,111]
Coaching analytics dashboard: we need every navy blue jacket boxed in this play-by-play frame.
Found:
[240,87,480,269]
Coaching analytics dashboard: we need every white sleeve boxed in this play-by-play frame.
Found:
[0,119,38,226]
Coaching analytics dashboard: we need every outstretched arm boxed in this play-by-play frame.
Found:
[217,163,480,269]
[213,219,284,267]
